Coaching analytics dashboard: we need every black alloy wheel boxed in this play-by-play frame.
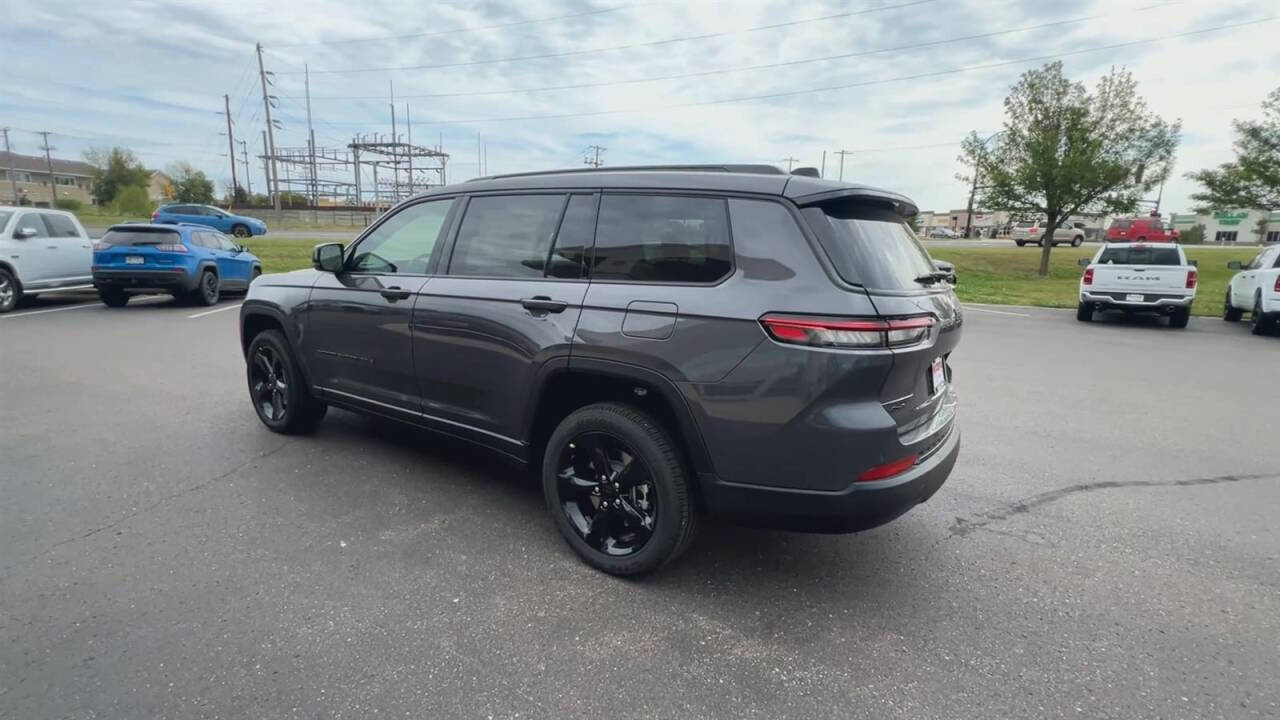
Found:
[250,343,289,423]
[556,431,659,557]
[0,269,18,313]
[196,270,219,306]
[232,224,251,238]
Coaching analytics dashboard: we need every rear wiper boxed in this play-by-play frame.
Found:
[914,271,952,285]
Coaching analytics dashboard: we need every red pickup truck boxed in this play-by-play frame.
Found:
[1105,216,1179,243]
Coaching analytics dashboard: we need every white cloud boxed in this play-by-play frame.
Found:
[1,0,1275,213]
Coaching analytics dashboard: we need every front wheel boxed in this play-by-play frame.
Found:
[1072,236,1083,247]
[1076,302,1093,322]
[99,288,129,307]
[1169,306,1190,329]
[543,402,698,576]
[246,329,327,433]
[1015,240,1026,247]
[232,224,251,238]
[0,268,20,313]
[1252,296,1270,336]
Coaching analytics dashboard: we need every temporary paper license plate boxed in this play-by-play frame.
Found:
[125,256,144,265]
[930,357,946,394]
[1125,293,1144,302]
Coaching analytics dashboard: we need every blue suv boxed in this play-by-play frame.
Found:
[152,204,268,237]
[93,223,261,307]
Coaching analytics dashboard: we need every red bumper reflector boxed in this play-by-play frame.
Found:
[856,454,919,482]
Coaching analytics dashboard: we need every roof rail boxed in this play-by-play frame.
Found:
[467,164,786,182]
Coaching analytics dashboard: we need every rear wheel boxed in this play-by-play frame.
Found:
[98,287,129,308]
[1072,235,1083,247]
[1252,295,1270,336]
[232,224,251,238]
[1169,306,1190,329]
[190,270,219,306]
[543,402,698,576]
[0,268,19,313]
[246,329,327,434]
[1135,236,1146,243]
[1223,289,1242,322]
[1076,302,1093,322]
[1015,240,1026,247]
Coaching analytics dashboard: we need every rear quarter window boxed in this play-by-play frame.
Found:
[805,199,936,290]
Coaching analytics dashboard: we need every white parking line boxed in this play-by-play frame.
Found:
[963,305,1031,317]
[1,295,168,319]
[187,303,243,319]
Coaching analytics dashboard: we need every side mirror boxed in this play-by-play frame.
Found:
[1189,259,1198,267]
[932,260,957,284]
[1227,260,1243,270]
[313,242,344,273]
[1077,257,1091,266]
[14,226,38,239]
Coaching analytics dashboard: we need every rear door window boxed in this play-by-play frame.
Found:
[591,194,731,283]
[448,194,567,278]
[547,194,597,279]
[1110,219,1133,230]
[806,199,936,290]
[41,213,81,237]
[1097,246,1182,265]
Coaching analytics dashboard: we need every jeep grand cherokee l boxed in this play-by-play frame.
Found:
[238,165,962,575]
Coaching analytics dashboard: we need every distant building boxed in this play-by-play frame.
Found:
[0,151,95,206]
[147,171,174,203]
[1171,210,1280,245]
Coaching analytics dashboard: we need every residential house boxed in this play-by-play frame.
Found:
[147,171,174,204]
[0,151,96,206]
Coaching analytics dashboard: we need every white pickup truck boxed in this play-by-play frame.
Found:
[1076,243,1197,328]
[1223,244,1280,335]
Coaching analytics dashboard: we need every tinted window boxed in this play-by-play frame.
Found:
[1096,246,1183,265]
[449,194,566,278]
[1110,219,1133,230]
[41,213,80,237]
[591,195,731,283]
[547,194,596,279]
[15,213,49,238]
[350,198,454,274]
[99,228,182,246]
[1015,221,1035,228]
[812,200,935,290]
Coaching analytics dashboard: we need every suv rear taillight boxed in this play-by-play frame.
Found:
[760,314,935,349]
[1083,268,1094,285]
[155,243,188,253]
[151,209,159,220]
[1186,269,1197,289]
[1274,275,1280,293]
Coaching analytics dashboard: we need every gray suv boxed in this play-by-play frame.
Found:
[239,165,962,575]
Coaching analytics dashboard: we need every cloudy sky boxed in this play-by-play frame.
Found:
[1,0,1276,213]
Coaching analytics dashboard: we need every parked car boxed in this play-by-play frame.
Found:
[1076,243,1197,327]
[1011,220,1086,247]
[0,205,93,313]
[93,223,261,307]
[929,227,958,238]
[239,165,963,575]
[153,204,268,238]
[1224,244,1280,335]
[1105,216,1178,243]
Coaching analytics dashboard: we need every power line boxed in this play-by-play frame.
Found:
[285,5,1175,101]
[271,2,654,48]
[324,15,1273,127]
[282,0,938,75]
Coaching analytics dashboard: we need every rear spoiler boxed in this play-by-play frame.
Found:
[789,187,919,218]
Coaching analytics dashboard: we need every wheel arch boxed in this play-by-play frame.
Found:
[0,259,21,287]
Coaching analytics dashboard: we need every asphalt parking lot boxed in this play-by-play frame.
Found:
[2,292,1278,719]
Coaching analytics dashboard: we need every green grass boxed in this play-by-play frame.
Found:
[236,239,1250,318]
[932,246,1244,317]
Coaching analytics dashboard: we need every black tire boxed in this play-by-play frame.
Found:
[1251,294,1269,336]
[1169,306,1190,329]
[542,402,698,576]
[1223,290,1242,322]
[1076,302,1093,322]
[232,224,251,238]
[190,269,219,306]
[1015,240,1026,247]
[98,288,129,307]
[246,329,327,434]
[1135,236,1146,243]
[0,267,20,313]
[1072,236,1083,247]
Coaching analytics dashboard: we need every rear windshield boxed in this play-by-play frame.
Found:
[99,228,182,247]
[1015,221,1035,228]
[813,200,936,290]
[1109,219,1133,230]
[1097,246,1182,265]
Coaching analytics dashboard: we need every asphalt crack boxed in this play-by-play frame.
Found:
[949,471,1279,539]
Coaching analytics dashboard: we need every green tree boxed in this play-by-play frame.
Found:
[963,62,1180,276]
[111,185,152,216]
[229,184,249,206]
[1187,86,1280,243]
[168,162,216,204]
[1178,223,1206,244]
[83,147,150,205]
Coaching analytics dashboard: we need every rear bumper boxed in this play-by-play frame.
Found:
[699,423,960,533]
[1081,291,1193,312]
[93,268,198,292]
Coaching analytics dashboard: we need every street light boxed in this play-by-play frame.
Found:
[964,131,1004,239]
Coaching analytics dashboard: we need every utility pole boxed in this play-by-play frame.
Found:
[304,64,318,222]
[222,94,238,206]
[256,42,281,211]
[388,80,399,202]
[261,130,271,199]
[781,156,798,172]
[820,151,826,179]
[833,149,852,181]
[405,104,413,195]
[237,140,252,196]
[477,132,482,177]
[2,128,18,204]
[37,131,57,203]
[584,145,606,167]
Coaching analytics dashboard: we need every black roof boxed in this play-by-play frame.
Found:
[416,165,918,215]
